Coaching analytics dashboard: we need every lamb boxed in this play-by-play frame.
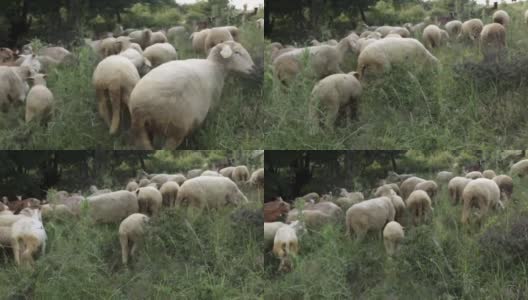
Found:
[413,180,438,203]
[493,174,513,202]
[136,186,162,216]
[119,48,152,76]
[220,166,236,179]
[405,190,432,226]
[129,29,153,49]
[493,10,510,27]
[273,221,303,272]
[149,31,168,46]
[92,53,140,135]
[191,29,211,52]
[25,74,53,124]
[465,171,483,179]
[375,26,410,38]
[232,165,250,183]
[119,213,149,265]
[383,221,404,256]
[436,171,454,184]
[204,27,234,54]
[175,176,248,210]
[461,178,502,225]
[448,176,472,205]
[85,190,139,224]
[480,23,506,62]
[400,176,426,200]
[483,169,497,179]
[459,19,484,42]
[445,20,463,38]
[10,207,47,267]
[309,71,362,132]
[128,41,255,149]
[143,43,178,68]
[357,38,438,80]
[159,181,179,207]
[264,221,285,251]
[0,66,32,112]
[422,25,449,50]
[345,196,395,240]
[510,159,528,177]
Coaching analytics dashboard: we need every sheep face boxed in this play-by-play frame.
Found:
[215,42,255,75]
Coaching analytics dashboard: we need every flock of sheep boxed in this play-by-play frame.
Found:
[268,8,517,132]
[264,158,528,273]
[0,16,264,149]
[0,165,264,268]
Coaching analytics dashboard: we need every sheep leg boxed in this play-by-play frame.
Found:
[131,118,154,150]
[119,233,129,265]
[461,197,471,224]
[130,241,138,258]
[324,104,339,131]
[109,87,122,135]
[12,238,21,266]
[164,135,184,150]
[97,89,111,128]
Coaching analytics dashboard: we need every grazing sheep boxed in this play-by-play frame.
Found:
[374,186,405,222]
[217,26,240,42]
[436,171,454,184]
[201,170,222,177]
[413,180,438,203]
[143,43,177,68]
[149,31,168,46]
[119,48,152,76]
[264,197,290,222]
[191,29,211,52]
[406,190,432,226]
[465,171,483,179]
[10,207,47,267]
[286,209,334,230]
[249,168,264,189]
[25,73,53,124]
[422,25,448,49]
[38,47,73,64]
[460,19,484,42]
[483,170,497,179]
[0,47,16,63]
[129,41,255,149]
[219,166,236,179]
[264,221,286,251]
[167,174,186,185]
[167,26,187,42]
[273,221,302,272]
[100,37,124,57]
[336,190,364,211]
[204,27,234,54]
[480,23,506,62]
[493,10,510,27]
[119,213,149,265]
[126,181,139,192]
[159,181,179,207]
[149,174,169,187]
[175,176,248,210]
[448,176,472,205]
[136,186,162,216]
[400,176,426,200]
[445,20,463,38]
[510,159,528,177]
[493,175,513,202]
[138,178,150,187]
[18,54,41,73]
[357,38,438,80]
[187,169,203,179]
[270,43,296,62]
[92,54,140,135]
[346,196,395,240]
[375,26,410,38]
[383,221,404,256]
[0,66,32,112]
[129,29,152,49]
[461,178,501,225]
[309,71,362,132]
[232,165,250,183]
[85,190,139,224]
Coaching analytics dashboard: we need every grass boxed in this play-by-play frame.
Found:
[0,186,263,299]
[264,173,528,299]
[0,22,264,149]
[262,3,528,149]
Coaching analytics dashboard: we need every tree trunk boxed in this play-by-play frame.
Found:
[8,0,31,47]
[358,4,368,24]
[264,0,271,37]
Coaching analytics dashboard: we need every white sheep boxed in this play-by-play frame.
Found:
[445,20,463,38]
[459,19,484,42]
[264,221,285,251]
[436,171,454,184]
[413,180,438,203]
[201,170,222,177]
[406,190,432,226]
[37,47,73,64]
[374,187,405,222]
[345,196,395,240]
[143,43,178,68]
[309,71,362,132]
[272,220,304,272]
[191,29,211,52]
[375,26,410,37]
[461,178,502,225]
[510,159,528,177]
[119,48,152,76]
[136,186,162,216]
[138,178,150,187]
[480,23,506,62]
[383,221,404,256]
[128,41,255,149]
[92,53,140,135]
[422,25,448,50]
[465,171,483,179]
[204,27,234,54]
[149,31,168,46]
[448,176,471,205]
[175,176,248,210]
[219,166,236,178]
[493,174,513,202]
[85,190,139,224]
[119,213,149,265]
[232,165,250,183]
[0,65,32,112]
[483,170,497,179]
[167,26,187,42]
[159,181,179,207]
[126,180,139,192]
[493,10,510,27]
[11,207,47,267]
[187,169,203,179]
[129,29,152,49]
[400,176,426,200]
[25,74,53,124]
[357,38,438,80]
[167,174,187,185]
[216,26,240,42]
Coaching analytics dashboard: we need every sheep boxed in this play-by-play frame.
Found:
[249,168,264,189]
[375,26,410,37]
[483,169,497,179]
[85,190,139,224]
[345,196,395,240]
[309,71,362,132]
[448,176,472,205]
[167,174,187,185]
[37,47,72,62]
[100,37,124,58]
[119,213,149,265]
[405,190,432,226]
[510,159,528,177]
[400,176,426,201]
[374,187,405,222]
[159,181,179,207]
[422,25,448,50]
[264,197,290,222]
[136,186,162,216]
[149,174,170,187]
[460,19,484,42]
[204,27,234,54]
[0,47,16,63]
[480,23,506,62]
[201,170,222,177]
[413,180,438,203]
[129,41,255,149]
[187,169,203,179]
[286,209,334,230]
[126,180,139,192]
[138,178,150,187]
[119,48,152,77]
[436,171,454,184]
[299,192,320,203]
[493,10,510,27]
[191,29,211,52]
[357,38,438,80]
[461,178,502,225]
[445,20,463,38]
[264,221,285,251]
[232,165,250,184]
[25,73,53,124]
[256,18,264,30]
[0,202,13,215]
[335,190,364,211]
[18,54,41,73]
[374,184,400,197]
[493,174,513,203]
[465,171,483,179]
[143,43,177,68]
[92,53,140,135]
[385,33,402,38]
[129,29,152,49]
[383,221,404,256]
[220,166,236,179]
[270,43,296,62]
[273,221,303,272]
[175,176,248,210]
[167,26,187,42]
[0,66,32,112]
[10,207,47,267]
[149,31,168,46]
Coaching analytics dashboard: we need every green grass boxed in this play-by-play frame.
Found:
[262,3,528,149]
[0,188,263,299]
[0,22,264,149]
[264,173,528,298]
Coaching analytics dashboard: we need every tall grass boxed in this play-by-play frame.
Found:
[0,22,264,149]
[264,173,528,298]
[263,3,528,149]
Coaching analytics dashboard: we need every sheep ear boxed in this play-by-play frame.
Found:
[220,45,233,59]
[145,58,152,67]
[351,72,360,80]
